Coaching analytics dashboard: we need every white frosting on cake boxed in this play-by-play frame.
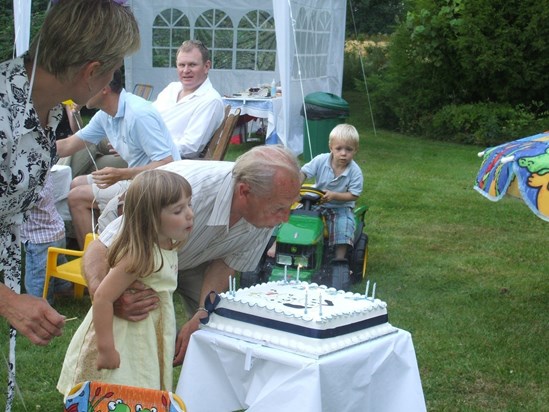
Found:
[201,281,396,357]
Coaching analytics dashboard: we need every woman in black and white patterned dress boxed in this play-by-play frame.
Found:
[0,1,140,410]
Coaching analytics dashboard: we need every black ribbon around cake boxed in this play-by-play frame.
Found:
[200,291,388,339]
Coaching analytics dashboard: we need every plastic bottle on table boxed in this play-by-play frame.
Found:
[271,79,277,97]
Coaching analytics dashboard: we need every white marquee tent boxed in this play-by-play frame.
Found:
[125,0,347,154]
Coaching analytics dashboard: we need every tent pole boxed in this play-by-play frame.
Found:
[287,0,313,158]
[348,0,377,136]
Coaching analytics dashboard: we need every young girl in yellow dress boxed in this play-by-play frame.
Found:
[57,169,194,396]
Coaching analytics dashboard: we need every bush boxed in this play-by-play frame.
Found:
[343,51,362,92]
[0,0,49,62]
[365,0,549,143]
[343,40,389,92]
[343,40,394,129]
[423,102,549,146]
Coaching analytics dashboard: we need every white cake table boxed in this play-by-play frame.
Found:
[176,328,426,412]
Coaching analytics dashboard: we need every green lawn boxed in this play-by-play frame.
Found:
[1,90,548,410]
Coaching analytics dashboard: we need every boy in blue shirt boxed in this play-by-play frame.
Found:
[301,124,364,261]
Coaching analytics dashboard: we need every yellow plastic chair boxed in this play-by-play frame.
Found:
[65,381,187,412]
[43,233,97,300]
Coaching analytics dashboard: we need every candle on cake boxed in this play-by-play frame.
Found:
[371,282,376,300]
[304,284,308,314]
[284,265,288,283]
[296,264,301,282]
[228,275,232,294]
[319,291,323,316]
[365,280,370,298]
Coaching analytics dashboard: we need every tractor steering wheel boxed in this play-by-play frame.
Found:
[299,185,326,210]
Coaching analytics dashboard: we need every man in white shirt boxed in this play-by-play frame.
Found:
[153,40,225,159]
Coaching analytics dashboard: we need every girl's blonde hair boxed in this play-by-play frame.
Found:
[329,123,360,150]
[30,0,140,81]
[107,170,192,279]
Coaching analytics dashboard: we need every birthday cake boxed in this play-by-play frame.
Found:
[201,281,396,358]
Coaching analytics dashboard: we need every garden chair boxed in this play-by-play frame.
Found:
[132,83,154,100]
[201,105,231,159]
[43,233,96,300]
[208,108,242,161]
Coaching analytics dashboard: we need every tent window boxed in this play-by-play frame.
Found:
[292,8,331,80]
[195,9,234,70]
[236,10,276,71]
[152,9,191,68]
[149,8,276,72]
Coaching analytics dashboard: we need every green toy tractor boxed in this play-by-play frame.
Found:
[240,186,369,291]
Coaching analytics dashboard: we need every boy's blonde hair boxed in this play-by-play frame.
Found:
[30,0,140,81]
[329,124,360,150]
[107,170,192,279]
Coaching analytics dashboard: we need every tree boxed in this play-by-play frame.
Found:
[369,0,549,135]
[0,0,49,62]
[346,0,406,36]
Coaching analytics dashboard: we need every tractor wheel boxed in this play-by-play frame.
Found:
[240,237,276,288]
[330,259,351,291]
[351,233,368,283]
[240,270,263,288]
[312,269,330,287]
[240,256,274,288]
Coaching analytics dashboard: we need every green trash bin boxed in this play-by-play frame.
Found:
[301,92,350,162]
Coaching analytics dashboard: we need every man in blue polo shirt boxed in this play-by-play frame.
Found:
[57,69,180,248]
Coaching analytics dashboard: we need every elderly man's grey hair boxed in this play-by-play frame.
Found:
[233,145,301,198]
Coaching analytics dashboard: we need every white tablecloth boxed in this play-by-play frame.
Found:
[222,97,282,144]
[176,328,426,412]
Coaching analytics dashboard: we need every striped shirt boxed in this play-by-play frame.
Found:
[21,173,65,244]
[99,160,273,272]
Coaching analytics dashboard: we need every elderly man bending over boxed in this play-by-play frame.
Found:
[57,70,180,248]
[82,145,302,365]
